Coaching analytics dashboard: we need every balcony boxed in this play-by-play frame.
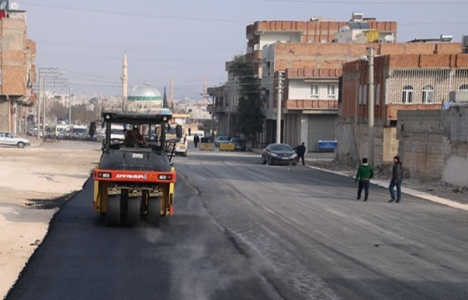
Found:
[285,99,338,111]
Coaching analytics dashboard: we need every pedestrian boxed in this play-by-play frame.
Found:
[389,156,403,203]
[194,134,200,148]
[293,142,306,166]
[355,157,374,201]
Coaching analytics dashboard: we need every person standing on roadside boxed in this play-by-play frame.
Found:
[193,134,200,148]
[355,157,374,201]
[293,142,306,166]
[389,156,403,203]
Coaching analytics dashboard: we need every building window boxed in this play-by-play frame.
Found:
[459,84,468,91]
[310,85,319,98]
[422,85,434,104]
[402,85,414,104]
[327,84,336,98]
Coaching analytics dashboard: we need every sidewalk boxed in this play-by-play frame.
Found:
[250,148,468,212]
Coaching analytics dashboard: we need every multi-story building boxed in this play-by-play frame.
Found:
[337,49,468,166]
[0,5,36,134]
[213,13,397,143]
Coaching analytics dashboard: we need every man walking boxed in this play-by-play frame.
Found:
[193,134,200,148]
[389,156,403,203]
[294,142,306,166]
[355,157,374,201]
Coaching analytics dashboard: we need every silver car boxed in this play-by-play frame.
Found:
[0,131,31,148]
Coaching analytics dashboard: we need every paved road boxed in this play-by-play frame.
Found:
[7,145,468,300]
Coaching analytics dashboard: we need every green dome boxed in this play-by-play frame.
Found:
[128,83,162,101]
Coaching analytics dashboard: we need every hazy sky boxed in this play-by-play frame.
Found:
[20,0,468,99]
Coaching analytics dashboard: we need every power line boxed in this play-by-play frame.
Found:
[21,2,248,23]
[237,0,467,4]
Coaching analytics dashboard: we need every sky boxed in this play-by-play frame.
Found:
[17,0,468,100]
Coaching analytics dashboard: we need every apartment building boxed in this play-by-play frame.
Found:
[212,13,396,143]
[0,6,36,134]
[337,49,468,166]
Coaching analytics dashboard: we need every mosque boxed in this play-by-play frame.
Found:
[121,53,164,113]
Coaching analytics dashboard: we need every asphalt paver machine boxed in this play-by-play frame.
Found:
[93,111,178,227]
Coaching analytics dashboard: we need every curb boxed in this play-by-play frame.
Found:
[306,165,468,212]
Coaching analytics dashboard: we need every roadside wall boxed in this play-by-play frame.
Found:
[397,106,468,186]
[336,117,394,167]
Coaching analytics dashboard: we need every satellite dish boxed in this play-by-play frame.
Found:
[321,39,328,43]
[384,35,395,42]
[10,2,19,10]
[0,1,7,10]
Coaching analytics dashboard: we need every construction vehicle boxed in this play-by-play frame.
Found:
[165,113,190,157]
[93,110,178,227]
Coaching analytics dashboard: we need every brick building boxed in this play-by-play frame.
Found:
[0,7,36,134]
[337,49,468,166]
[262,42,463,151]
[214,13,397,142]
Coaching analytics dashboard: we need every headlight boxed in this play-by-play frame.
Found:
[158,174,173,180]
[292,154,297,158]
[97,172,111,178]
[271,153,278,157]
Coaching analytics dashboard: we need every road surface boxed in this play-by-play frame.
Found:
[7,144,468,300]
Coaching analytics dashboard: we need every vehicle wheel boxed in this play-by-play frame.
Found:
[147,197,161,228]
[268,157,274,166]
[182,150,187,157]
[17,142,25,148]
[126,196,140,227]
[262,157,267,165]
[292,161,297,166]
[106,195,121,226]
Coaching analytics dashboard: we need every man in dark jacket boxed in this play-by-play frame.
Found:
[193,134,200,148]
[355,157,374,201]
[294,142,306,166]
[389,156,403,203]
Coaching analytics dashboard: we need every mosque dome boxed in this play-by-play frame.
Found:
[128,83,162,101]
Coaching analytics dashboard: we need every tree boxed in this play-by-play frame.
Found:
[228,55,264,147]
[49,102,68,121]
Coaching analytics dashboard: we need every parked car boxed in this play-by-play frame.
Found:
[0,131,31,148]
[214,136,230,147]
[229,138,247,151]
[262,143,298,166]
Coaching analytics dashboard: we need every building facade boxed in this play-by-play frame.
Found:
[337,50,468,166]
[245,13,397,148]
[0,8,36,134]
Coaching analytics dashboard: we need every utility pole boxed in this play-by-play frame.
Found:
[367,47,375,166]
[36,74,41,140]
[68,83,72,126]
[276,71,284,144]
[211,92,215,141]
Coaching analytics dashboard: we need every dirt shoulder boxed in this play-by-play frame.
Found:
[0,142,101,299]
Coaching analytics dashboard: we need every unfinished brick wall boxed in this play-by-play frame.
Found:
[397,107,468,185]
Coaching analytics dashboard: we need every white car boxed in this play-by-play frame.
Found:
[0,131,31,148]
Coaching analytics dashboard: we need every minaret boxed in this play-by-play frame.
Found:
[121,52,128,112]
[170,77,174,110]
[163,86,168,108]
